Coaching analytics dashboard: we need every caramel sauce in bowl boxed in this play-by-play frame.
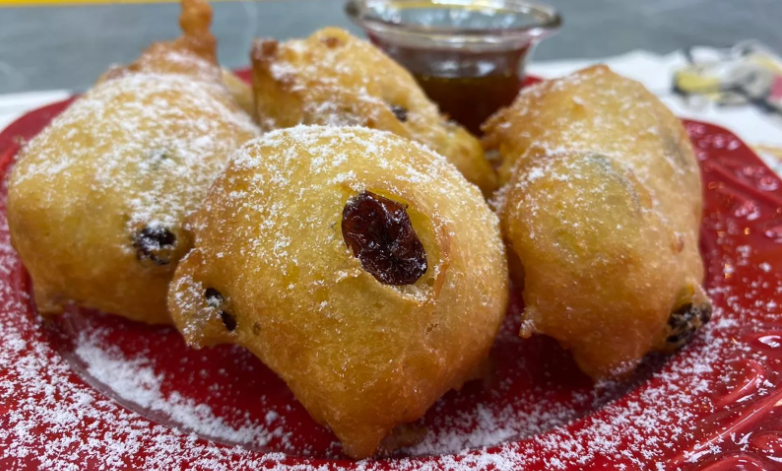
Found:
[345,0,561,134]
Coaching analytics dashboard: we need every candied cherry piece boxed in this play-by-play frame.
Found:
[342,191,427,285]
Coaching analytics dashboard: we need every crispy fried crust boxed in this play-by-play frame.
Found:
[7,0,258,324]
[250,27,498,195]
[168,127,508,457]
[485,66,711,379]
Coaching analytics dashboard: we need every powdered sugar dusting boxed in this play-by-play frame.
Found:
[258,29,440,134]
[252,28,495,192]
[486,67,710,377]
[12,72,258,234]
[191,125,502,307]
[73,327,289,449]
[2,110,781,469]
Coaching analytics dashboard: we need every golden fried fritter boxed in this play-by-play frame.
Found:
[483,66,711,379]
[7,0,258,324]
[221,68,255,119]
[250,27,497,195]
[168,126,508,458]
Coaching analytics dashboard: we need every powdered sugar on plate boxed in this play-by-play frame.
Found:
[1,108,782,470]
[72,326,291,450]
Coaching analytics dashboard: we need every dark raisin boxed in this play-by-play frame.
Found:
[204,288,237,332]
[133,225,176,265]
[341,191,427,285]
[390,105,408,123]
[665,303,713,349]
[205,287,223,307]
[221,311,237,331]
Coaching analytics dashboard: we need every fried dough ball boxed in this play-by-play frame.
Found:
[250,27,497,195]
[168,126,508,458]
[7,0,258,324]
[483,66,711,379]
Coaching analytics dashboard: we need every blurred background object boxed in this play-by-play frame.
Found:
[346,0,562,134]
[1,0,781,94]
[673,42,782,116]
[1,0,781,172]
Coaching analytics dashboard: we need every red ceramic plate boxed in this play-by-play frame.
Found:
[1,73,781,471]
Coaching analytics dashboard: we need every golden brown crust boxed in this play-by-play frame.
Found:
[7,0,258,324]
[177,0,217,62]
[487,66,710,379]
[98,0,220,84]
[168,126,509,457]
[220,69,256,119]
[250,28,498,195]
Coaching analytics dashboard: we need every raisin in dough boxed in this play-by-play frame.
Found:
[7,0,259,324]
[250,27,498,196]
[168,126,509,458]
[483,66,711,379]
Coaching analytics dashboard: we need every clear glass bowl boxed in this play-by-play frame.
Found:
[345,0,561,133]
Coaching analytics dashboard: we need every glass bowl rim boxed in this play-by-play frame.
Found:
[345,0,562,41]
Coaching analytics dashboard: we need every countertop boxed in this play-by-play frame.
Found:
[1,0,781,94]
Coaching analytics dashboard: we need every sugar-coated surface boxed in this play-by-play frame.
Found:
[252,28,497,193]
[168,125,508,458]
[13,72,258,233]
[485,66,709,379]
[6,65,259,323]
[2,117,782,468]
